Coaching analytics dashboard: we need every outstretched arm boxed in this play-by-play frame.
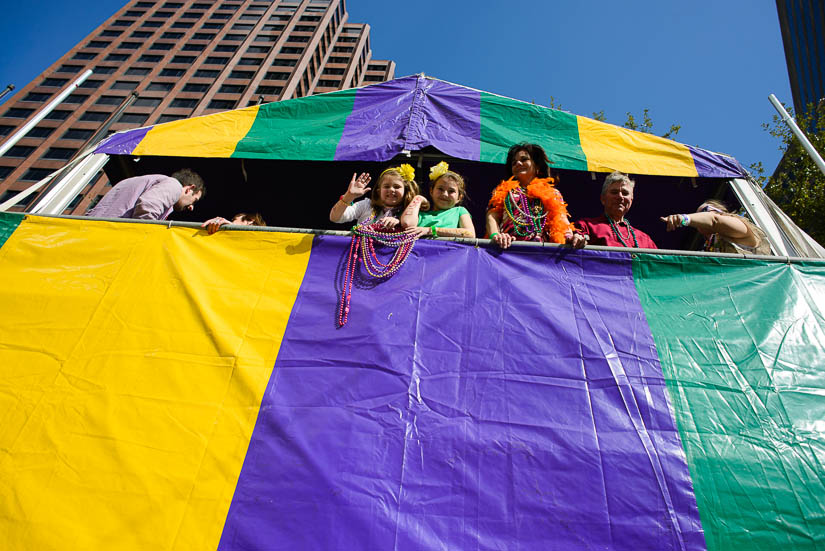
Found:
[661,212,756,246]
[400,195,426,228]
[330,172,371,223]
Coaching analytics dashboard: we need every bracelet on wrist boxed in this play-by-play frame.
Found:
[431,226,438,238]
[680,214,690,227]
[340,195,354,206]
[489,232,500,239]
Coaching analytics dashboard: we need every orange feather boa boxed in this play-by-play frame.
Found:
[487,177,574,243]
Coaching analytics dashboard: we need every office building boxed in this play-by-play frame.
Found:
[0,0,394,214]
[776,0,825,116]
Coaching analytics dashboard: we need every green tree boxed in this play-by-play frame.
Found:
[622,108,681,139]
[761,101,825,246]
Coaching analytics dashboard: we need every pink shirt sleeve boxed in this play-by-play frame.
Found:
[132,178,182,220]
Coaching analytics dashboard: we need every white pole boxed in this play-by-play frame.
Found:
[0,69,93,157]
[768,93,825,177]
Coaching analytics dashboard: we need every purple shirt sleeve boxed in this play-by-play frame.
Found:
[131,178,182,220]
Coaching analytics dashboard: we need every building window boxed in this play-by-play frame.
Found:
[156,114,186,123]
[288,36,310,43]
[239,14,260,21]
[41,147,77,160]
[3,145,36,158]
[162,2,183,8]
[255,85,282,95]
[203,57,229,65]
[80,111,109,121]
[294,25,315,32]
[23,92,51,102]
[254,34,276,42]
[117,113,149,124]
[44,110,71,120]
[172,21,194,28]
[262,24,283,31]
[328,56,347,64]
[170,55,195,64]
[26,126,56,138]
[110,20,132,27]
[323,68,345,75]
[105,53,130,62]
[183,83,210,92]
[161,31,184,39]
[20,168,54,182]
[41,78,69,87]
[149,42,174,50]
[146,82,174,91]
[72,52,97,60]
[183,44,206,51]
[138,54,163,62]
[3,108,34,118]
[228,70,254,79]
[192,32,215,40]
[207,99,235,110]
[191,2,210,8]
[170,98,198,108]
[246,45,270,53]
[64,93,89,104]
[333,46,353,53]
[237,58,261,66]
[61,128,95,140]
[159,68,187,77]
[300,15,321,22]
[56,64,83,73]
[232,23,254,31]
[125,67,150,76]
[219,84,246,93]
[214,44,237,52]
[124,10,146,17]
[200,23,223,29]
[210,13,232,19]
[194,69,220,78]
[131,30,154,38]
[0,168,14,180]
[181,11,203,19]
[152,10,175,18]
[133,98,162,107]
[78,79,104,89]
[94,65,118,75]
[118,41,141,49]
[265,71,290,80]
[271,59,296,67]
[141,21,163,27]
[96,95,123,105]
[111,81,138,90]
[364,75,383,82]
[86,40,110,48]
[281,47,303,54]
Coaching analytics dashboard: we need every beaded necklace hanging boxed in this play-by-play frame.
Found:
[504,187,546,240]
[338,221,420,327]
[607,216,639,248]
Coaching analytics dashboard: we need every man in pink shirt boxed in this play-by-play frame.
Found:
[86,169,205,220]
[575,171,657,249]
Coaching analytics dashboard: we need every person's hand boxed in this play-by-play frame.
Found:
[378,216,400,229]
[404,226,431,239]
[565,231,587,249]
[492,232,514,249]
[660,214,687,232]
[345,172,371,202]
[201,216,231,235]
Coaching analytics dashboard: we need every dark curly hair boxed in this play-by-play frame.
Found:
[505,143,552,179]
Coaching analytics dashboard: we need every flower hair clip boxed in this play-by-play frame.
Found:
[380,163,416,182]
[429,161,450,181]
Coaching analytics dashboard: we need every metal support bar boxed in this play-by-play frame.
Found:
[769,93,825,177]
[0,70,93,157]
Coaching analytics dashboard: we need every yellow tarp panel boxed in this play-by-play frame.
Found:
[133,105,260,158]
[577,116,700,177]
[0,216,312,550]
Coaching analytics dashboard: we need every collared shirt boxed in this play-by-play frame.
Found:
[86,175,182,220]
[576,215,658,249]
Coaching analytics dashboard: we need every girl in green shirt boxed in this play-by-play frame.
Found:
[400,162,475,238]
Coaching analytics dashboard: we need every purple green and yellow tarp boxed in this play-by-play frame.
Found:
[94,74,745,178]
[1,212,823,550]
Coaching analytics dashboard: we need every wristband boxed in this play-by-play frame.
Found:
[431,226,438,238]
[489,232,500,239]
[340,195,354,206]
[680,214,690,227]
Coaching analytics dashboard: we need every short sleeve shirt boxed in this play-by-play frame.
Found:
[417,206,470,229]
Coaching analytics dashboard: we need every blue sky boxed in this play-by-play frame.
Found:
[1,0,793,173]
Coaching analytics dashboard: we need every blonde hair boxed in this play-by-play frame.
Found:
[370,169,420,216]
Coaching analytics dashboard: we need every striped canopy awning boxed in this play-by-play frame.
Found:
[95,74,745,178]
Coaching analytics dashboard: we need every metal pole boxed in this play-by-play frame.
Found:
[0,70,93,157]
[0,84,14,102]
[769,93,825,177]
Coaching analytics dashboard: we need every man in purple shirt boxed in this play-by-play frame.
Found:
[86,169,206,220]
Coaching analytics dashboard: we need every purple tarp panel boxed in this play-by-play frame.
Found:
[93,126,152,156]
[218,238,705,550]
[334,76,418,161]
[688,146,746,179]
[413,78,482,161]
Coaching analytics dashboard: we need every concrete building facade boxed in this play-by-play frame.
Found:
[0,0,394,214]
